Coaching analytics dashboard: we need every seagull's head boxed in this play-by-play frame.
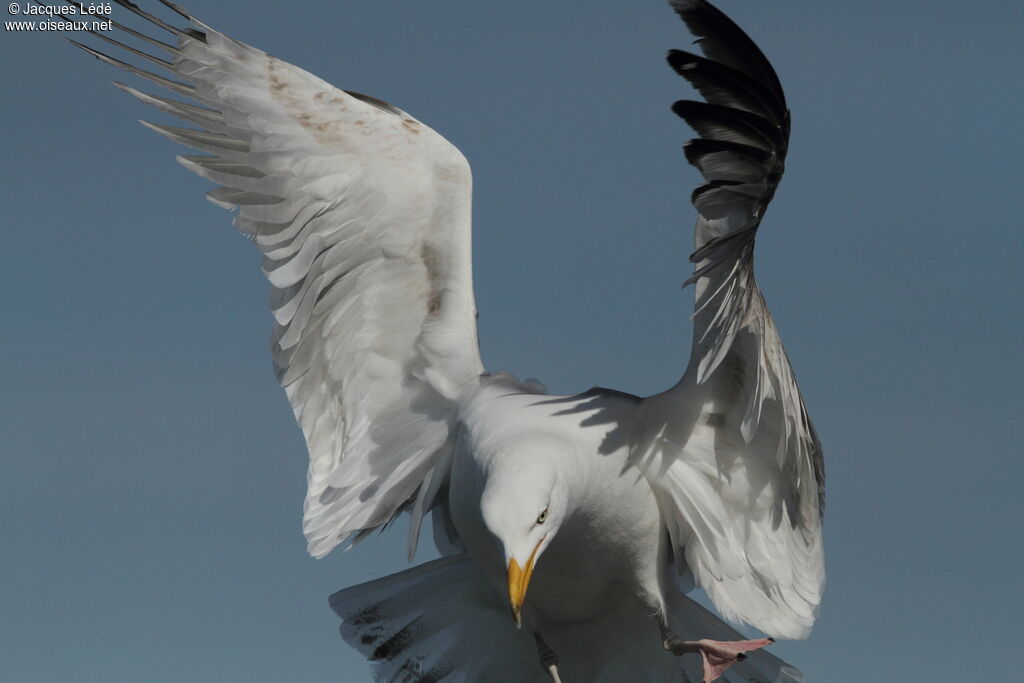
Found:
[479,436,570,628]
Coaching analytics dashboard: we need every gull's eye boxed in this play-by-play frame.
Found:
[536,508,548,525]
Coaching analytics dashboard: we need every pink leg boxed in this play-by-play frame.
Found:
[663,635,774,682]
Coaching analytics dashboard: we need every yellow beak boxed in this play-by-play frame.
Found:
[507,540,543,628]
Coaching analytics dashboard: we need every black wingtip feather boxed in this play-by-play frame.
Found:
[668,0,786,109]
[59,0,179,53]
[667,48,786,123]
[156,0,192,20]
[683,138,772,168]
[111,0,204,42]
[690,178,743,204]
[87,27,174,71]
[672,99,785,151]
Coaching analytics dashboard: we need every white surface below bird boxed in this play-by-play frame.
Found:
[63,0,825,680]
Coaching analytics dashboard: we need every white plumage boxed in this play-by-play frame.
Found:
[68,0,824,680]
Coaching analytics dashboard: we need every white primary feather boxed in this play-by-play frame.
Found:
[71,2,483,559]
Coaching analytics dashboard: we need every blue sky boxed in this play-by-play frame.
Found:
[2,1,1022,680]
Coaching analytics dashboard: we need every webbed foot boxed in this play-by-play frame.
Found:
[662,634,773,682]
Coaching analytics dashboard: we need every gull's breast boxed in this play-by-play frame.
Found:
[528,457,662,622]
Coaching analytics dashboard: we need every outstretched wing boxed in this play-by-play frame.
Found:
[635,0,824,639]
[70,1,483,558]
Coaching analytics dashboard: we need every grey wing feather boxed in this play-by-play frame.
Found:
[636,0,824,640]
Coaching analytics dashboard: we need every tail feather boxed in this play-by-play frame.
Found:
[331,555,803,682]
[330,555,547,683]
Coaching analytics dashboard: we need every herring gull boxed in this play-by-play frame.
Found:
[63,0,824,680]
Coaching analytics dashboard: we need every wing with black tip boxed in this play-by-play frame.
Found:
[636,0,825,640]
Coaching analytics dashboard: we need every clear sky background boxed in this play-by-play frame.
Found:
[2,1,1022,681]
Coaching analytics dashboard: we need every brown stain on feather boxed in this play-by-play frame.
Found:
[265,56,419,152]
[420,242,443,315]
